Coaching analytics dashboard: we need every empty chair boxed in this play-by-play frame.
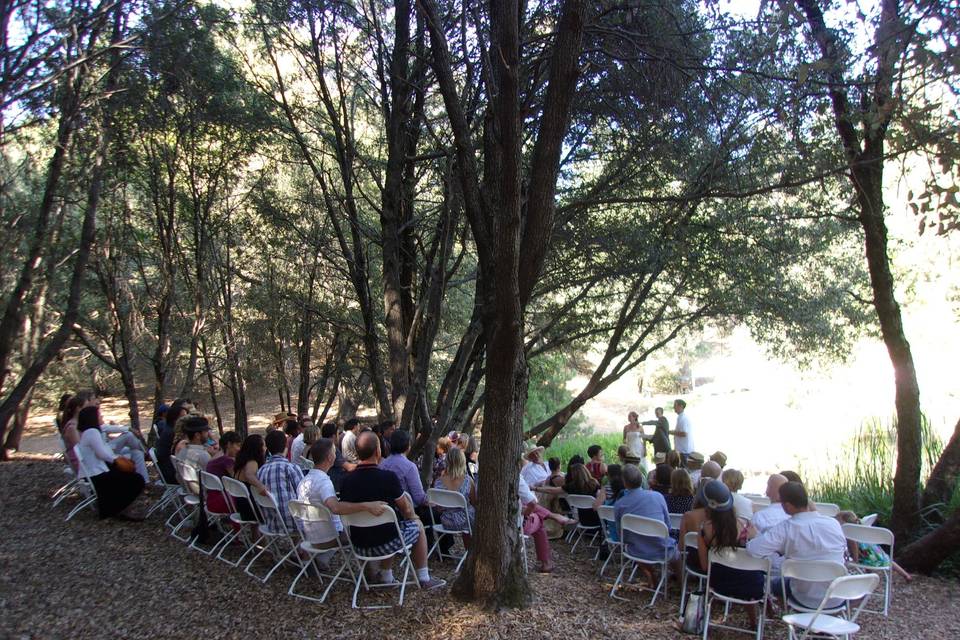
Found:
[243,490,301,584]
[841,523,895,616]
[780,559,848,616]
[701,548,771,640]
[341,509,420,609]
[610,514,672,607]
[189,471,232,555]
[782,573,880,639]
[669,512,684,533]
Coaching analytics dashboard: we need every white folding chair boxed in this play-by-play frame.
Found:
[341,509,421,609]
[145,447,182,518]
[841,523,894,616]
[702,548,771,640]
[189,471,232,555]
[297,455,315,471]
[860,513,878,527]
[244,490,301,584]
[814,502,840,517]
[782,573,881,639]
[517,502,531,574]
[51,435,79,508]
[679,531,708,617]
[669,512,684,532]
[65,448,98,521]
[780,559,848,616]
[427,487,472,572]
[609,514,672,606]
[218,476,261,567]
[565,494,603,553]
[596,505,622,577]
[170,459,202,542]
[288,500,357,603]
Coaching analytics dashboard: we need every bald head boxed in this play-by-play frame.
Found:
[356,430,381,462]
[766,474,788,502]
[701,460,722,480]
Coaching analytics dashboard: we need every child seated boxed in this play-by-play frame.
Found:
[836,511,912,581]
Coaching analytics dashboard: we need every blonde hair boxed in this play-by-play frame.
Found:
[445,447,466,479]
[721,468,744,493]
[303,425,320,446]
[436,436,452,454]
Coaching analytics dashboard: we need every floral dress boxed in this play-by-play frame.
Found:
[434,475,475,532]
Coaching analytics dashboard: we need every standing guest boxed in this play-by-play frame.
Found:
[747,482,847,609]
[520,445,550,487]
[685,451,705,485]
[75,406,145,520]
[642,407,672,456]
[750,474,790,534]
[613,464,678,571]
[432,436,453,485]
[433,447,477,541]
[666,468,695,514]
[670,399,694,459]
[156,400,189,483]
[710,451,728,469]
[721,468,754,523]
[464,435,480,477]
[176,416,215,471]
[519,458,576,573]
[205,431,242,513]
[296,438,386,546]
[622,411,647,464]
[585,444,608,482]
[695,480,764,629]
[341,417,362,465]
[232,434,268,522]
[321,422,354,491]
[339,431,446,589]
[257,430,304,531]
[564,463,602,528]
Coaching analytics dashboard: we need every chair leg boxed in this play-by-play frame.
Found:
[701,593,712,640]
[610,560,631,600]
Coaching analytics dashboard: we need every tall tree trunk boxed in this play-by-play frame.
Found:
[200,337,224,435]
[296,316,312,417]
[922,417,960,510]
[897,508,960,574]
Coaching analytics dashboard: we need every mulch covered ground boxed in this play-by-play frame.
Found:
[1,457,957,640]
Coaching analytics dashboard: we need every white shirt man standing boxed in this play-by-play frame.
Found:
[747,481,847,609]
[670,399,694,455]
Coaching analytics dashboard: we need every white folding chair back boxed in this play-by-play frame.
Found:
[610,515,672,606]
[860,513,878,527]
[169,459,202,541]
[679,530,707,616]
[189,471,231,555]
[703,548,771,640]
[564,493,602,553]
[781,559,848,614]
[427,487,471,571]
[669,512,683,531]
[596,505,621,577]
[841,523,894,616]
[65,447,98,521]
[217,476,260,567]
[782,573,880,640]
[287,500,354,603]
[341,508,420,609]
[815,502,840,517]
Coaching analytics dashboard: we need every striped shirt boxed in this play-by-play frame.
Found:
[257,454,304,532]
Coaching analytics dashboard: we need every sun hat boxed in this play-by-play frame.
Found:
[700,479,733,512]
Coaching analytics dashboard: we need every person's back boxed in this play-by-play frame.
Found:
[258,430,304,531]
[614,465,675,561]
[564,464,601,527]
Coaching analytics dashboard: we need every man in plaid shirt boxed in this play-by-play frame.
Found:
[257,430,304,531]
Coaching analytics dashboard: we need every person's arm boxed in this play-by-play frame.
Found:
[395,492,416,520]
[324,496,386,516]
[244,461,268,495]
[745,522,785,559]
[63,423,79,448]
[405,463,427,506]
[592,486,604,510]
[84,429,116,463]
[697,523,710,570]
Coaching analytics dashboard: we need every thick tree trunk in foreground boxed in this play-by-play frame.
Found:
[922,417,960,510]
[897,508,960,574]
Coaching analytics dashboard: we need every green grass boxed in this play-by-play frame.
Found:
[543,431,623,469]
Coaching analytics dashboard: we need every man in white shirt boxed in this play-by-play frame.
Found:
[746,481,847,609]
[670,399,694,456]
[340,418,362,465]
[176,416,215,470]
[296,438,386,546]
[751,474,790,534]
[520,445,550,487]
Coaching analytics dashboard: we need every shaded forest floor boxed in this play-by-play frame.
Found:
[2,457,959,640]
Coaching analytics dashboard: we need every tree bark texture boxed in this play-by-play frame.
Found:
[897,508,960,574]
[922,417,960,510]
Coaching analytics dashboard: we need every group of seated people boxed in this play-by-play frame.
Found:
[518,442,906,624]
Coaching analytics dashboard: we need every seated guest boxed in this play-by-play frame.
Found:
[616,444,630,466]
[156,400,189,483]
[697,480,764,628]
[433,447,476,539]
[701,460,722,482]
[341,417,362,465]
[205,431,242,513]
[231,434,268,521]
[283,419,301,460]
[613,464,678,570]
[290,423,319,466]
[432,436,452,485]
[464,435,479,476]
[547,457,565,488]
[721,468,754,523]
[176,416,215,471]
[666,468,695,514]
[257,430,304,531]
[780,470,803,484]
[519,459,576,573]
[520,445,550,487]
[650,463,672,496]
[321,422,353,491]
[678,487,708,563]
[666,450,683,469]
[603,464,625,503]
[836,511,912,581]
[564,463,602,528]
[75,406,145,520]
[376,420,398,457]
[536,457,570,540]
[586,444,607,482]
[751,474,790,534]
[297,438,386,546]
[747,482,847,609]
[340,431,446,589]
[685,451,705,485]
